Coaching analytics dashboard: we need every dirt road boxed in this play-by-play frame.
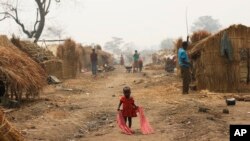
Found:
[6,66,250,141]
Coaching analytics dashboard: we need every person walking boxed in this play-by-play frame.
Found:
[90,49,98,76]
[117,86,138,129]
[178,41,191,94]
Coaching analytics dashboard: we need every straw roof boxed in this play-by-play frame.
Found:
[190,30,211,43]
[189,24,250,55]
[0,35,46,91]
[11,38,56,63]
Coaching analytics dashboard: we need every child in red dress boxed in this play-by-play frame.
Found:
[117,86,138,128]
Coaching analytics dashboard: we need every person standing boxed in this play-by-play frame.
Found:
[117,86,138,128]
[178,41,191,94]
[133,50,140,72]
[90,49,98,76]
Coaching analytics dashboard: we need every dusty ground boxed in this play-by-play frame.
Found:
[5,66,250,141]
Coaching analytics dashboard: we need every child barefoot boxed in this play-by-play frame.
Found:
[117,86,138,128]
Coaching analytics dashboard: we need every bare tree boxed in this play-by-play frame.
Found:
[104,37,124,54]
[191,16,221,33]
[0,0,61,42]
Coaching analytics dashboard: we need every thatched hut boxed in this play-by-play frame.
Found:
[189,24,250,92]
[0,35,46,101]
[11,38,63,79]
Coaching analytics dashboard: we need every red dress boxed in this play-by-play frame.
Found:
[120,96,137,117]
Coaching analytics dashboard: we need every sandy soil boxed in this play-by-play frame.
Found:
[5,66,250,141]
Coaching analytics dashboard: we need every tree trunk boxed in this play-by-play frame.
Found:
[33,0,46,43]
[33,16,45,43]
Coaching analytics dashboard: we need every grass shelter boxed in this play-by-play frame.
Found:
[189,24,250,92]
[0,35,46,101]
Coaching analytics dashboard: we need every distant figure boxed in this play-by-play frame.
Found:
[117,86,138,128]
[90,49,98,76]
[178,39,191,94]
[165,56,176,73]
[133,50,140,72]
[120,54,124,66]
[138,58,143,72]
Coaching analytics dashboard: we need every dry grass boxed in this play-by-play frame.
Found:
[41,59,63,79]
[0,108,24,141]
[57,39,79,79]
[81,46,113,68]
[0,35,46,100]
[191,30,211,43]
[11,37,55,63]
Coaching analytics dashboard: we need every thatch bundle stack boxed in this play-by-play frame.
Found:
[11,37,63,79]
[41,60,63,79]
[0,108,24,141]
[76,44,86,73]
[81,46,113,69]
[98,49,113,65]
[189,24,250,92]
[11,38,55,63]
[81,46,93,68]
[0,35,46,100]
[57,39,80,79]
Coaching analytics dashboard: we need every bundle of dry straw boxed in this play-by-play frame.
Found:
[190,30,211,43]
[0,108,24,141]
[81,46,113,69]
[57,39,80,79]
[41,59,63,79]
[11,37,55,63]
[0,35,46,100]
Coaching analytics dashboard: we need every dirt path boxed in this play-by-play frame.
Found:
[6,66,250,141]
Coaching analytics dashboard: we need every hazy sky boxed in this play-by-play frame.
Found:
[0,0,250,49]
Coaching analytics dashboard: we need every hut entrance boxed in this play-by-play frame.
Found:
[239,48,250,84]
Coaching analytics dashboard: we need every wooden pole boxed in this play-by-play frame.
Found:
[37,39,66,42]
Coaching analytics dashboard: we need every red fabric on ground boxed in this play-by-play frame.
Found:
[116,111,133,135]
[137,107,154,135]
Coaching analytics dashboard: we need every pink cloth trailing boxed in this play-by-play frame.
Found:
[137,107,154,135]
[116,111,133,135]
